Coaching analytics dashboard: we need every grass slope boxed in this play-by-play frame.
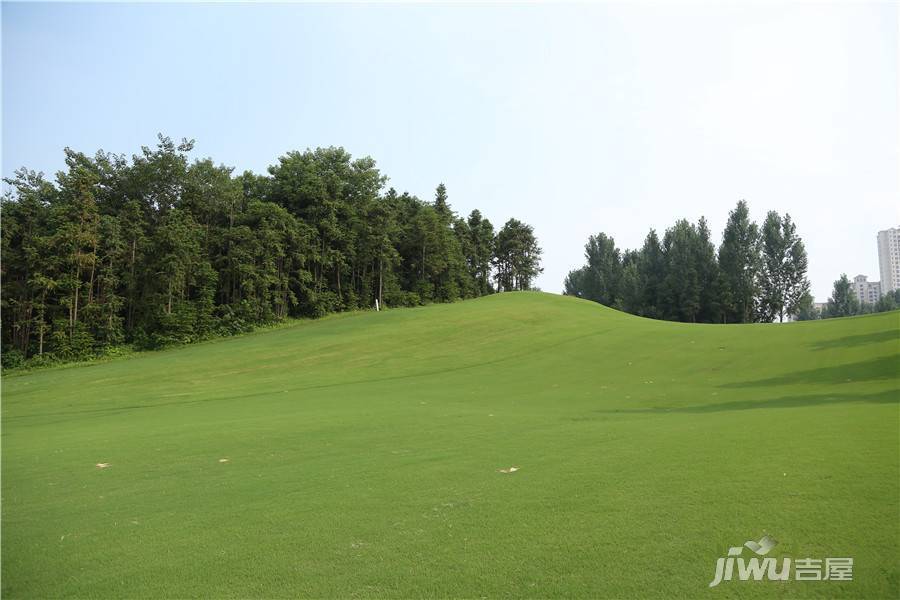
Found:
[2,292,898,598]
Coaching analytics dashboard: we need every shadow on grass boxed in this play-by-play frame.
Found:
[6,328,617,424]
[810,329,899,351]
[719,355,898,388]
[593,388,899,414]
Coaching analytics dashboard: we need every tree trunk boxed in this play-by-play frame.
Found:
[73,264,81,329]
[378,256,384,307]
[22,303,33,356]
[38,290,46,355]
[87,239,98,304]
[128,238,137,329]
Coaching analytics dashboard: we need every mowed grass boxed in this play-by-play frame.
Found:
[2,292,898,598]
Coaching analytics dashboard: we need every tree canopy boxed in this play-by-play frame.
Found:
[1,136,541,368]
[563,201,813,324]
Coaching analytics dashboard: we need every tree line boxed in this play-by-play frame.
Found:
[1,136,542,368]
[804,274,900,320]
[563,200,812,323]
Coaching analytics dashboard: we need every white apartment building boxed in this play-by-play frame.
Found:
[877,226,900,294]
[852,274,882,305]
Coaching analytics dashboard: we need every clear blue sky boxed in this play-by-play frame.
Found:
[3,1,898,299]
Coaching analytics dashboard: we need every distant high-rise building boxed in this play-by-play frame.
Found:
[852,274,882,305]
[877,227,900,294]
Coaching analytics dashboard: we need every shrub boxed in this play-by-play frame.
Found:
[1,348,26,370]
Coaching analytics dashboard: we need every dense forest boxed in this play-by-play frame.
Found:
[563,201,814,323]
[1,136,542,368]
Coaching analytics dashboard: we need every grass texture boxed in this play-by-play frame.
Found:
[2,292,898,598]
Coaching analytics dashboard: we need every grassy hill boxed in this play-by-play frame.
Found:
[2,292,898,598]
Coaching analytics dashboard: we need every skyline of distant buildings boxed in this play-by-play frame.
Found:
[846,226,899,306]
[877,227,899,295]
[851,274,882,305]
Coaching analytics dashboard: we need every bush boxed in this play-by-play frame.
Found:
[131,327,156,351]
[303,290,342,318]
[152,302,200,347]
[97,345,134,359]
[24,353,60,369]
[1,348,26,370]
[214,304,256,337]
[414,282,435,303]
[49,320,97,361]
[385,290,422,308]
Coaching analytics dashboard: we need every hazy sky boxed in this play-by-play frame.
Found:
[3,1,898,300]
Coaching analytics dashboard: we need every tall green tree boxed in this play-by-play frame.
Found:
[493,219,542,291]
[718,200,760,323]
[53,158,102,343]
[823,274,859,318]
[636,230,665,318]
[694,217,722,323]
[1,170,57,358]
[757,211,810,322]
[564,233,621,306]
[465,209,495,296]
[433,183,451,221]
[617,250,642,314]
[428,184,469,301]
[794,291,819,321]
[661,220,701,322]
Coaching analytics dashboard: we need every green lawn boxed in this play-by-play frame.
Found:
[2,292,898,598]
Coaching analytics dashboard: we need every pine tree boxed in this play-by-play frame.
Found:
[695,217,722,323]
[637,230,664,318]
